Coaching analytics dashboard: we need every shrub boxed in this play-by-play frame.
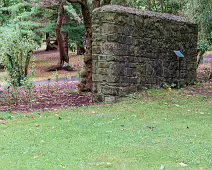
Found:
[0,28,39,86]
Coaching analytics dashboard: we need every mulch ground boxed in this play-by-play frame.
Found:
[183,64,212,97]
[0,82,93,113]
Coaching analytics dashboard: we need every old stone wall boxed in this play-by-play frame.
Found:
[92,5,198,102]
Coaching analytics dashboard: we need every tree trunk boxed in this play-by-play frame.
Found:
[62,13,69,61]
[24,55,31,76]
[45,33,57,51]
[56,3,69,67]
[77,46,86,55]
[209,61,212,79]
[78,0,93,92]
[197,51,204,67]
[77,41,86,55]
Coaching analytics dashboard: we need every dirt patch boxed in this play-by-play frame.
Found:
[31,50,83,80]
[183,81,212,97]
[182,64,212,97]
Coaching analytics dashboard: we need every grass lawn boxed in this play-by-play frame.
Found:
[0,90,211,169]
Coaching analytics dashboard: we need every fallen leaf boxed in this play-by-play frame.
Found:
[33,156,39,159]
[106,162,112,167]
[0,120,6,124]
[60,164,65,169]
[35,124,40,127]
[160,165,165,170]
[179,162,187,167]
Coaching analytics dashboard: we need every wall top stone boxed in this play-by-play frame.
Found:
[93,5,195,25]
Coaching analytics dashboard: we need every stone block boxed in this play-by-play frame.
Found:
[119,76,129,83]
[92,74,100,81]
[102,86,119,95]
[98,68,109,75]
[92,46,102,54]
[92,34,103,42]
[102,23,119,34]
[107,76,120,83]
[102,43,119,54]
[107,55,115,61]
[107,34,119,42]
[104,96,117,102]
[102,13,116,22]
[94,94,104,102]
[98,55,107,61]
[98,62,110,68]
[126,68,136,76]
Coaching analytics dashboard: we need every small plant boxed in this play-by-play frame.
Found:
[1,74,36,111]
[65,73,70,81]
[197,40,209,67]
[162,82,177,89]
[47,78,51,92]
[24,81,35,107]
[55,70,59,82]
[203,67,211,80]
[66,89,79,94]
[76,63,84,80]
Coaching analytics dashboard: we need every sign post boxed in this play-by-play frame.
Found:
[174,50,184,88]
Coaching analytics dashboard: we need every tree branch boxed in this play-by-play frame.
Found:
[66,0,84,6]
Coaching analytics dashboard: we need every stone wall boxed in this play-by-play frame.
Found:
[92,5,198,102]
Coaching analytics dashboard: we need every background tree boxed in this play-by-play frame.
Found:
[183,0,212,70]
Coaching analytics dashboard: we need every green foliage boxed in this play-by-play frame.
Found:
[197,40,209,54]
[0,27,39,87]
[0,1,45,45]
[63,3,86,48]
[183,0,212,53]
[0,1,87,52]
[129,0,185,14]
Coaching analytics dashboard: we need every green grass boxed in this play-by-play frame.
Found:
[0,90,211,169]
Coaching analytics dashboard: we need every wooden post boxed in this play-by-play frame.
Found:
[209,60,212,79]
